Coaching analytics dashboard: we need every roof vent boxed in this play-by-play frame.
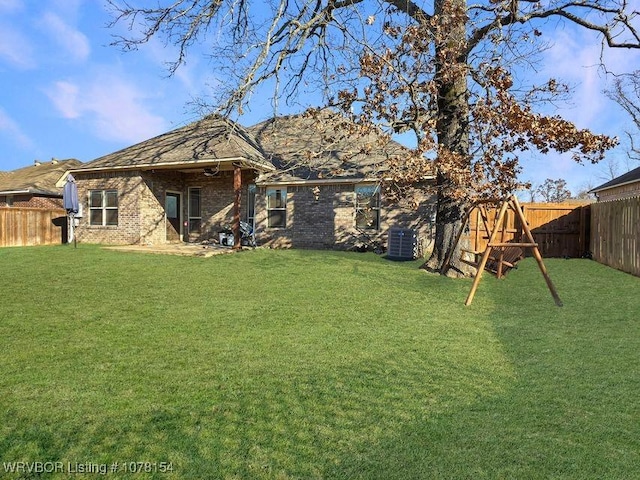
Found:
[387,228,419,260]
[34,159,41,166]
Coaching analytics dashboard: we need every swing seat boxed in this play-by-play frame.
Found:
[460,246,523,278]
[485,246,524,278]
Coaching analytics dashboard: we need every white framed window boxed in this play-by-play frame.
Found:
[89,190,118,226]
[188,187,202,234]
[266,187,287,228]
[355,184,380,230]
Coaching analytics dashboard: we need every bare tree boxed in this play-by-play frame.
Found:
[607,71,640,163]
[574,180,596,200]
[536,178,571,203]
[107,0,639,275]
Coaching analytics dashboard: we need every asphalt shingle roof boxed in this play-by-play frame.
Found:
[248,112,410,184]
[74,116,272,172]
[591,165,640,192]
[0,159,82,195]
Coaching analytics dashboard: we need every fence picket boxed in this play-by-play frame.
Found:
[467,201,591,258]
[591,197,640,277]
[0,208,66,247]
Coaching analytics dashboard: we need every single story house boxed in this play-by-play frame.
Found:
[69,113,435,251]
[590,165,640,201]
[69,115,273,246]
[0,159,82,208]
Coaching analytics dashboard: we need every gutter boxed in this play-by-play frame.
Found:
[0,189,61,197]
[68,156,275,176]
[255,174,435,187]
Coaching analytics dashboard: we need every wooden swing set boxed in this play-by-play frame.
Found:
[441,194,563,307]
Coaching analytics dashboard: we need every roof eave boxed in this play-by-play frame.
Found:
[0,188,60,197]
[71,156,275,175]
[255,174,435,186]
[0,189,31,195]
[590,177,640,194]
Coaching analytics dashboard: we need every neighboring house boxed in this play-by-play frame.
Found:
[248,113,436,250]
[70,112,435,250]
[70,116,274,245]
[590,165,640,201]
[0,159,82,208]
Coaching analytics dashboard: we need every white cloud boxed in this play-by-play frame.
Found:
[0,107,34,149]
[47,81,81,119]
[0,0,23,13]
[541,30,609,129]
[40,12,90,62]
[46,71,168,144]
[0,24,35,68]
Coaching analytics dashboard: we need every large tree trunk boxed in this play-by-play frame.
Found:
[422,0,473,277]
[423,180,471,276]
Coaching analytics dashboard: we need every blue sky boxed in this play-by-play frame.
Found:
[1,0,639,195]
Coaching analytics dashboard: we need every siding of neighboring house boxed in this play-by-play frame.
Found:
[254,183,435,250]
[0,194,63,209]
[594,182,640,202]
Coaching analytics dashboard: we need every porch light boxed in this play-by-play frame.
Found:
[312,186,320,201]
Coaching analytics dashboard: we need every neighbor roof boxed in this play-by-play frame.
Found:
[248,111,415,184]
[73,115,274,174]
[0,159,82,196]
[590,165,640,193]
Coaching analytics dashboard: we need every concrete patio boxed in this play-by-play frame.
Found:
[103,243,251,257]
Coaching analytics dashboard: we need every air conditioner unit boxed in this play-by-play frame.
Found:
[387,228,418,260]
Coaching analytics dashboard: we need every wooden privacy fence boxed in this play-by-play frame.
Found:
[591,198,640,277]
[467,201,591,258]
[0,207,67,247]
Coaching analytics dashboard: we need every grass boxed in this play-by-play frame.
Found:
[0,245,638,479]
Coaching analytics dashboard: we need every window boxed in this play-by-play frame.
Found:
[355,184,380,230]
[89,190,118,226]
[246,185,256,226]
[188,187,201,233]
[266,187,287,228]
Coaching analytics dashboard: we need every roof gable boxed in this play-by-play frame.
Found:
[75,115,272,172]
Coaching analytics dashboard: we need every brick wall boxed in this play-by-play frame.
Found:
[74,171,148,245]
[74,169,258,245]
[73,170,434,250]
[183,170,258,243]
[0,195,63,209]
[254,182,436,251]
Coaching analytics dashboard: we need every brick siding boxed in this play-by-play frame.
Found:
[74,169,259,245]
[254,183,436,251]
[73,170,434,250]
[0,195,63,209]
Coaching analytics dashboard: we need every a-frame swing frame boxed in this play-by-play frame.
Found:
[442,194,563,307]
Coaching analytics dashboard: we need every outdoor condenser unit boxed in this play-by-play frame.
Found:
[387,228,419,260]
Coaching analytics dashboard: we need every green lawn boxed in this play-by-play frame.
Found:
[0,245,638,479]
